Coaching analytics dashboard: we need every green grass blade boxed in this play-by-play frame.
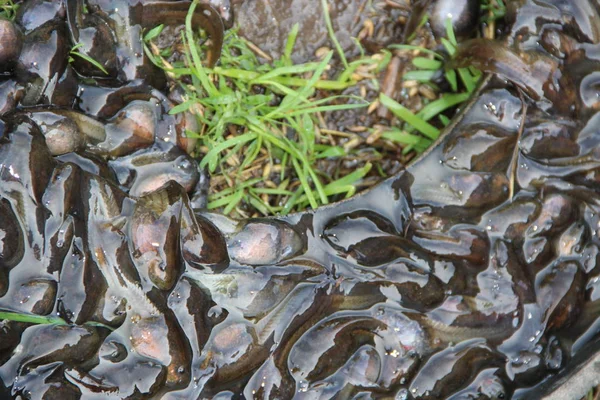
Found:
[325,162,371,189]
[439,114,451,126]
[381,129,422,145]
[445,69,458,92]
[291,158,318,209]
[281,186,304,215]
[144,24,165,42]
[403,70,438,82]
[70,51,109,75]
[315,146,346,158]
[185,0,218,96]
[283,23,300,66]
[252,188,295,196]
[458,68,478,93]
[304,161,328,205]
[416,92,471,122]
[252,63,323,82]
[441,37,456,56]
[223,190,244,215]
[445,17,458,46]
[199,132,258,171]
[412,57,443,70]
[0,311,66,325]
[379,93,440,140]
[247,193,272,216]
[320,0,348,68]
[168,100,194,114]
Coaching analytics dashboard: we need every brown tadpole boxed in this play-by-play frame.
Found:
[447,39,575,111]
[0,18,23,73]
[448,39,543,98]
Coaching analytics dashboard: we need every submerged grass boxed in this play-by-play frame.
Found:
[0,310,114,331]
[68,43,110,75]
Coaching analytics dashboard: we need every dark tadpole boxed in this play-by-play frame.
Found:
[0,18,23,73]
[108,145,200,197]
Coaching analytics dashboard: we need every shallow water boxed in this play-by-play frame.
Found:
[2,0,600,399]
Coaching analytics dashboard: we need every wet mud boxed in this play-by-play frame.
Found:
[2,0,600,399]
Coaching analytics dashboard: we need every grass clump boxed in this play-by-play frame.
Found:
[142,1,491,218]
[144,0,389,217]
[0,0,18,20]
[481,0,507,23]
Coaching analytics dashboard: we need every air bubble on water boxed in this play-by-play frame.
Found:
[298,381,308,393]
[396,389,409,400]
